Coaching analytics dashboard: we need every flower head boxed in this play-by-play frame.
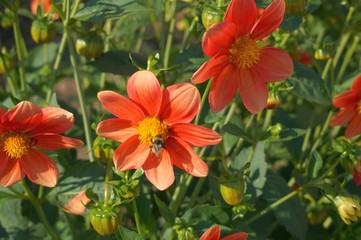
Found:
[97,70,222,190]
[63,190,91,215]
[200,225,248,240]
[31,0,58,19]
[192,0,293,114]
[0,101,83,187]
[334,196,361,224]
[330,74,361,138]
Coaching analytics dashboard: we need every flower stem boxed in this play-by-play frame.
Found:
[104,159,113,205]
[195,79,212,125]
[64,0,95,162]
[162,0,177,71]
[21,181,60,240]
[132,200,142,235]
[335,35,359,84]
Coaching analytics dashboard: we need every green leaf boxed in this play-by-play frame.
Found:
[266,128,307,142]
[281,14,303,32]
[116,225,144,240]
[306,151,323,179]
[74,0,148,22]
[181,204,229,225]
[231,142,267,198]
[154,195,176,225]
[222,123,253,143]
[287,62,331,105]
[263,171,308,240]
[88,51,146,75]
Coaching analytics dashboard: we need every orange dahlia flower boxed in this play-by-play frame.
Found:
[200,225,248,240]
[31,0,58,19]
[97,70,222,190]
[330,74,361,138]
[0,101,83,187]
[192,0,294,114]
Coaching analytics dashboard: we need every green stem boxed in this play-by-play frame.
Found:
[162,0,177,70]
[99,20,112,89]
[180,16,198,53]
[132,200,142,235]
[195,79,212,125]
[5,73,17,96]
[64,0,95,162]
[12,9,26,92]
[243,143,256,177]
[104,159,113,205]
[335,35,359,84]
[21,181,60,240]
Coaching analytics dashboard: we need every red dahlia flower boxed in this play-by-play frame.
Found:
[200,225,248,240]
[192,0,293,114]
[0,101,83,187]
[97,70,222,190]
[330,74,361,138]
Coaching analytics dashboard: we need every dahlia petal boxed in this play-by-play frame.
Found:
[238,69,268,114]
[0,107,6,118]
[202,22,238,57]
[209,64,239,112]
[191,54,230,84]
[160,83,201,124]
[251,0,285,39]
[34,134,84,150]
[21,149,59,187]
[329,107,356,126]
[30,106,74,135]
[127,70,162,117]
[351,74,361,92]
[97,118,138,142]
[332,90,359,108]
[0,151,10,176]
[255,47,294,82]
[353,170,361,186]
[98,91,145,122]
[113,135,149,171]
[143,150,175,191]
[224,0,257,36]
[345,114,361,138]
[222,232,248,240]
[169,123,222,147]
[200,225,220,240]
[0,159,24,187]
[63,190,91,215]
[167,137,208,177]
[3,101,43,132]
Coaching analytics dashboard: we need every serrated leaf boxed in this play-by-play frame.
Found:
[287,62,331,105]
[87,51,146,75]
[263,171,308,240]
[266,128,307,142]
[181,204,229,225]
[116,225,144,240]
[74,0,148,22]
[154,195,176,225]
[306,151,323,179]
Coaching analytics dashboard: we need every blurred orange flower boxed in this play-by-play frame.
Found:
[97,70,222,190]
[63,190,91,215]
[31,0,58,19]
[0,101,83,187]
[200,225,248,240]
[330,74,361,138]
[192,0,293,114]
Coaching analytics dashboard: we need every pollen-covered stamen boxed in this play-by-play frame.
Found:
[137,117,168,146]
[0,131,31,159]
[229,36,261,69]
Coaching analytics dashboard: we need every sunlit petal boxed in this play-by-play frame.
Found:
[143,150,174,191]
[63,190,91,215]
[34,134,84,150]
[97,118,138,142]
[127,70,162,117]
[345,114,361,138]
[332,91,359,108]
[98,91,145,122]
[191,54,229,84]
[329,107,356,126]
[0,159,24,187]
[199,225,220,240]
[203,22,237,57]
[224,0,257,36]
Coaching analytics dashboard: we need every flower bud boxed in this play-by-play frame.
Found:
[76,33,104,59]
[201,3,226,30]
[314,48,331,61]
[0,10,13,29]
[334,196,361,224]
[266,92,281,109]
[0,52,14,74]
[93,136,114,164]
[219,172,245,206]
[89,204,122,236]
[31,18,56,44]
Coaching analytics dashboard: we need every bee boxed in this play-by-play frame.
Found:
[150,134,165,157]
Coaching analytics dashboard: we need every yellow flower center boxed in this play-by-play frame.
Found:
[229,36,261,69]
[0,131,31,159]
[137,117,168,146]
